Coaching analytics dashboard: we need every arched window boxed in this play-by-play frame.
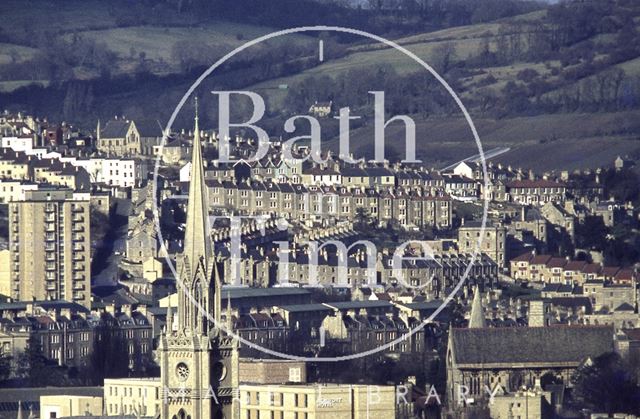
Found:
[194,280,202,305]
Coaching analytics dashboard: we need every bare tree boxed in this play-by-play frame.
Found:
[432,42,457,73]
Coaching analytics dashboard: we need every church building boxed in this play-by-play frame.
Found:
[158,104,239,419]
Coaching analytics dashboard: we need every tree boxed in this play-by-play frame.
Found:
[354,207,374,232]
[17,334,64,387]
[575,216,607,250]
[0,352,12,382]
[573,352,640,414]
[88,322,130,384]
[432,42,457,73]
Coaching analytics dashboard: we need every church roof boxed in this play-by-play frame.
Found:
[100,119,130,138]
[451,325,613,367]
[133,119,163,138]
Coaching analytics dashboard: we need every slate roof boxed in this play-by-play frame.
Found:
[101,119,130,138]
[0,300,89,313]
[278,304,332,313]
[220,287,311,300]
[134,119,164,138]
[549,297,592,313]
[506,179,566,188]
[325,300,392,310]
[531,255,552,265]
[512,252,533,262]
[451,325,613,366]
[547,257,567,268]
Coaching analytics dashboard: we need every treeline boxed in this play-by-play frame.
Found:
[0,36,117,82]
[285,66,458,118]
[0,36,322,125]
[168,0,544,35]
[435,0,640,117]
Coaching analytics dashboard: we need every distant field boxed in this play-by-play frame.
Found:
[321,110,640,171]
[251,35,489,110]
[2,0,118,34]
[66,23,312,67]
[249,11,548,110]
[0,43,38,65]
[0,0,313,87]
[0,80,49,93]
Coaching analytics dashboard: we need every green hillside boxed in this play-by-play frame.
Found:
[0,0,313,87]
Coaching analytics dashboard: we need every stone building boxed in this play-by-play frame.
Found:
[0,300,153,372]
[206,179,452,229]
[489,387,552,419]
[157,111,239,419]
[97,118,163,157]
[238,383,396,419]
[505,179,567,205]
[446,325,613,408]
[458,221,507,269]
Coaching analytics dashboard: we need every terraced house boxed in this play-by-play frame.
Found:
[205,179,452,229]
[0,300,153,372]
[510,251,637,285]
[504,179,567,205]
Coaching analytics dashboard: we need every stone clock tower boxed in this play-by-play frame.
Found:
[159,105,239,419]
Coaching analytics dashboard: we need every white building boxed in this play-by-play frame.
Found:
[73,157,142,187]
[180,162,192,182]
[0,179,39,203]
[1,135,35,153]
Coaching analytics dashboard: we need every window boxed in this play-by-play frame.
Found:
[289,367,301,382]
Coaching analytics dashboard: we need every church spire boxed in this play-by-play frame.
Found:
[469,285,486,328]
[183,97,213,269]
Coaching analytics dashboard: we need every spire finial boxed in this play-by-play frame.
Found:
[194,96,199,121]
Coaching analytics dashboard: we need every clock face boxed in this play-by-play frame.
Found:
[176,362,190,381]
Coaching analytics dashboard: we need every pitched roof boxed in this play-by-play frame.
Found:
[100,119,130,138]
[511,252,533,262]
[565,261,587,271]
[614,268,634,281]
[546,257,567,268]
[133,119,164,138]
[581,263,602,274]
[506,179,566,188]
[601,266,620,277]
[451,325,613,366]
[531,255,552,265]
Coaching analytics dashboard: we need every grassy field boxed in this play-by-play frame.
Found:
[0,43,38,65]
[0,0,313,87]
[248,11,547,109]
[0,80,49,93]
[64,24,312,69]
[320,110,640,171]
